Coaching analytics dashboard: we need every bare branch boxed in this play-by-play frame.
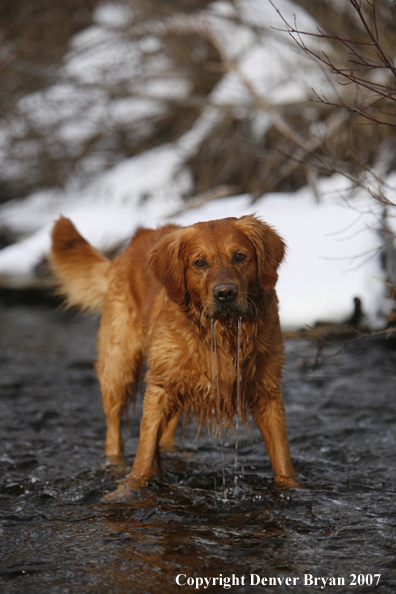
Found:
[273,0,396,130]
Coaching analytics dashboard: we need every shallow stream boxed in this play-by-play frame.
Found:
[0,301,395,593]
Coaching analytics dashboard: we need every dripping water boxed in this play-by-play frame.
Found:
[210,318,226,496]
[210,316,242,497]
[213,321,226,495]
[210,317,215,414]
[234,316,242,489]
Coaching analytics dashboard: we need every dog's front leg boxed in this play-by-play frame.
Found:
[101,384,165,503]
[253,394,301,489]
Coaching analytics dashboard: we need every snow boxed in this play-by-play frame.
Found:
[0,153,390,328]
[0,143,191,236]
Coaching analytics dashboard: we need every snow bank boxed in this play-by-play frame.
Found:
[0,157,390,329]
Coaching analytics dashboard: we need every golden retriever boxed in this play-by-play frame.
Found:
[50,215,299,502]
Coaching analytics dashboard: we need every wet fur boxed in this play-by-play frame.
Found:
[50,215,299,502]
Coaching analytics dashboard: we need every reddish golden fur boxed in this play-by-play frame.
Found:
[50,215,299,502]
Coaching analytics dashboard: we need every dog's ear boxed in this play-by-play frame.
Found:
[148,229,187,303]
[236,215,286,291]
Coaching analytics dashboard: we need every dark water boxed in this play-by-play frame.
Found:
[1,301,395,593]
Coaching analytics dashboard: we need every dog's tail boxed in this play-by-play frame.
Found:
[50,216,111,314]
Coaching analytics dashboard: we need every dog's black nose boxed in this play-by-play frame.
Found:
[213,283,238,301]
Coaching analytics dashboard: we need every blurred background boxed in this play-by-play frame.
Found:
[1,0,396,328]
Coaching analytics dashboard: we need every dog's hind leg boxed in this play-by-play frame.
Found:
[151,442,163,479]
[96,291,143,464]
[159,411,181,451]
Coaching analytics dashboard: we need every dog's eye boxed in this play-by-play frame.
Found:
[194,259,205,268]
[235,253,245,262]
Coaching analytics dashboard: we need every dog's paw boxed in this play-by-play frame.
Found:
[104,455,126,469]
[159,442,177,453]
[274,475,303,490]
[101,476,142,503]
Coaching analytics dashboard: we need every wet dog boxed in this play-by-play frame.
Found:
[50,215,299,502]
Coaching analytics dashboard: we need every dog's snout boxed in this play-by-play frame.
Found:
[213,283,238,302]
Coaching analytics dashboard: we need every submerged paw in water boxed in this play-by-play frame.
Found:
[101,476,142,504]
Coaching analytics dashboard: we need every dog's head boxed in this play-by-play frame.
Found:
[149,215,285,318]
